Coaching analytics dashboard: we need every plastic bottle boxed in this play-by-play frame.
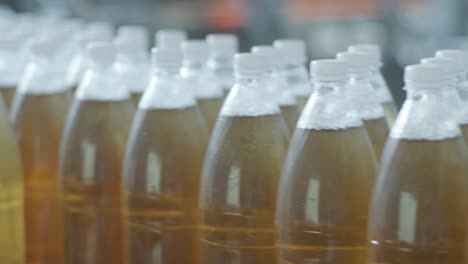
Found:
[206,34,238,94]
[155,29,187,48]
[0,33,25,264]
[348,44,397,126]
[277,59,377,264]
[60,42,134,264]
[114,38,150,104]
[200,53,289,264]
[181,40,224,132]
[10,37,72,264]
[337,51,389,160]
[123,47,207,264]
[368,64,468,264]
[273,39,311,111]
[251,45,299,133]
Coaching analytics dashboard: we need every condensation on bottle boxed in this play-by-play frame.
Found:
[277,59,377,264]
[368,64,468,264]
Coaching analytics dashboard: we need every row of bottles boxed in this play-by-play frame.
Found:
[2,13,468,264]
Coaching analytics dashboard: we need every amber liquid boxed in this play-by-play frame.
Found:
[277,126,376,264]
[382,101,398,128]
[0,87,16,111]
[296,96,308,112]
[368,137,468,264]
[280,105,300,134]
[123,106,207,264]
[198,98,223,134]
[201,114,289,264]
[131,93,142,106]
[460,125,468,143]
[364,118,389,160]
[0,98,25,264]
[60,100,134,264]
[10,91,72,264]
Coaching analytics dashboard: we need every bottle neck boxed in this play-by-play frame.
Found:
[313,79,347,94]
[182,60,205,70]
[154,66,179,77]
[348,70,373,82]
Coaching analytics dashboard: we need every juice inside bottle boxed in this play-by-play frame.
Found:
[338,51,389,159]
[206,34,238,95]
[277,60,377,264]
[114,36,150,106]
[123,47,207,264]
[10,38,72,264]
[0,92,25,263]
[348,44,397,127]
[252,45,299,133]
[181,40,224,133]
[274,39,311,111]
[200,54,289,264]
[60,42,134,264]
[368,64,468,264]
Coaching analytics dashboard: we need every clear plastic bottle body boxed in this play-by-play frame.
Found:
[277,78,377,264]
[123,106,207,264]
[348,73,389,159]
[368,89,468,264]
[60,100,134,264]
[0,87,16,110]
[200,75,289,264]
[10,91,72,264]
[0,97,25,264]
[280,105,300,133]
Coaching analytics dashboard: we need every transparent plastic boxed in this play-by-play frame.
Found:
[368,88,468,264]
[348,71,389,159]
[371,69,398,127]
[10,42,72,263]
[0,97,24,264]
[200,74,289,264]
[60,54,134,263]
[284,64,311,111]
[277,77,377,264]
[123,66,207,264]
[207,57,235,95]
[0,36,25,110]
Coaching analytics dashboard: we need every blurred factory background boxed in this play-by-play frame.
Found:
[1,0,467,106]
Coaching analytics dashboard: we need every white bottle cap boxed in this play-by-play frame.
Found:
[181,40,209,63]
[234,53,267,77]
[273,39,307,65]
[151,47,182,69]
[336,51,373,73]
[420,57,457,81]
[206,34,238,59]
[435,49,468,69]
[86,41,115,68]
[117,25,149,48]
[404,64,449,87]
[85,22,114,40]
[28,37,61,59]
[251,45,285,69]
[155,29,187,48]
[310,59,348,81]
[348,44,382,61]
